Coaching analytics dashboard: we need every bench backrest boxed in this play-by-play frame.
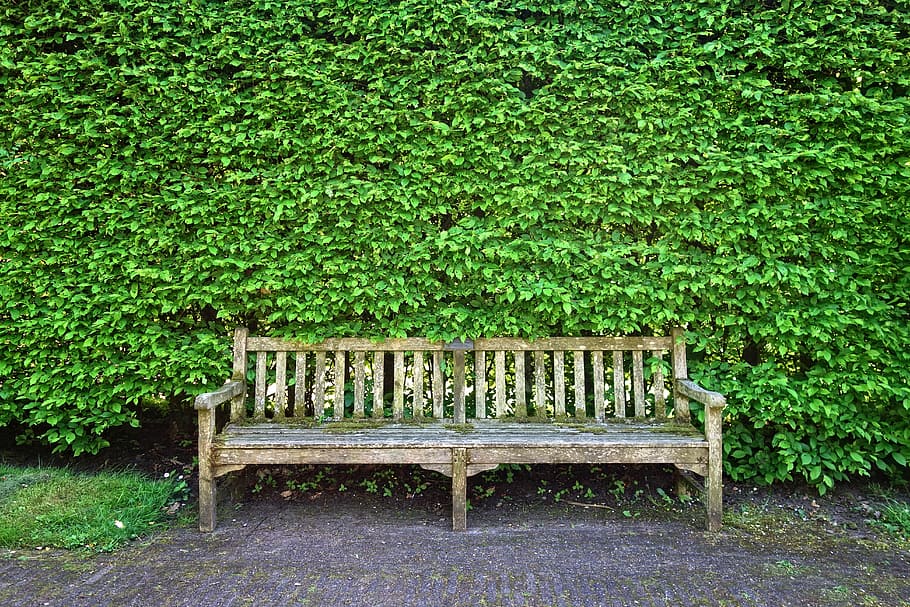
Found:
[229,327,692,424]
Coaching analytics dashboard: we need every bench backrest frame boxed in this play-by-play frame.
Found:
[229,327,692,425]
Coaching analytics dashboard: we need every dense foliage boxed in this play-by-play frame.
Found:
[1,0,908,490]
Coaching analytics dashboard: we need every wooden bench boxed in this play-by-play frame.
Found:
[195,327,726,532]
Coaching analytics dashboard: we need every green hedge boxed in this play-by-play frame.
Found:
[1,0,908,490]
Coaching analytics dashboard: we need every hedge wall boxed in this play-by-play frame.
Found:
[1,0,908,490]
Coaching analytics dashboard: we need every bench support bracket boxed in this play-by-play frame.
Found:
[420,462,499,477]
[215,464,247,478]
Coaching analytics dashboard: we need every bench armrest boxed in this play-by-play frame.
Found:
[675,379,726,410]
[194,380,244,411]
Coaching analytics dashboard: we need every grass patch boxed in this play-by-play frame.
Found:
[0,464,187,552]
[866,495,910,542]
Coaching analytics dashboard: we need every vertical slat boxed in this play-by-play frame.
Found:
[314,351,326,419]
[232,327,249,379]
[254,352,267,418]
[432,351,444,419]
[632,350,645,417]
[294,352,307,418]
[231,327,249,422]
[553,351,565,417]
[474,351,486,419]
[372,351,384,419]
[274,351,287,419]
[413,351,425,418]
[495,351,506,418]
[393,351,405,421]
[573,350,586,419]
[613,350,626,418]
[514,351,527,418]
[653,351,666,418]
[333,350,345,419]
[671,327,690,422]
[453,350,466,424]
[592,351,604,421]
[533,351,546,417]
[353,351,366,418]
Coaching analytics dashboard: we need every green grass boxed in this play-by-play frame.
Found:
[867,495,910,542]
[0,464,187,552]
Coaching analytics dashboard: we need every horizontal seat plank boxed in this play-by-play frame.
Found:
[214,447,453,467]
[215,421,708,451]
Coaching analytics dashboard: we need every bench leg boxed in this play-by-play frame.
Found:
[452,448,468,531]
[198,408,217,532]
[706,406,723,532]
[706,456,723,532]
[199,466,216,532]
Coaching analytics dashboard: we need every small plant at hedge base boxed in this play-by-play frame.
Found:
[865,497,910,542]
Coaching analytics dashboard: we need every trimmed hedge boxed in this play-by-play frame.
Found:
[1,0,908,490]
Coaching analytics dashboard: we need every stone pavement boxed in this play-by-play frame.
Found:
[2,495,908,607]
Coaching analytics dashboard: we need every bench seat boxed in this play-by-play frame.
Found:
[216,421,707,464]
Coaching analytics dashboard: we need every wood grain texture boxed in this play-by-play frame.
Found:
[247,337,444,352]
[413,351,425,419]
[432,351,444,419]
[314,351,326,418]
[197,407,216,531]
[495,351,506,418]
[474,337,672,351]
[246,335,672,353]
[613,350,626,419]
[393,351,405,421]
[295,352,307,418]
[275,351,287,419]
[217,421,708,449]
[453,350,466,425]
[514,352,527,418]
[232,327,248,378]
[372,351,384,419]
[671,327,690,423]
[254,352,267,419]
[452,448,467,531]
[475,351,486,419]
[592,351,604,422]
[676,379,727,409]
[353,351,365,418]
[194,381,244,410]
[573,351,586,419]
[553,351,565,417]
[706,403,724,531]
[231,327,248,421]
[652,351,666,419]
[534,351,546,416]
[632,350,645,417]
[333,351,345,419]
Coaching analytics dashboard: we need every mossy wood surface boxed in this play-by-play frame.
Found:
[196,327,725,531]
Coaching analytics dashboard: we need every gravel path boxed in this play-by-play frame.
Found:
[3,492,908,607]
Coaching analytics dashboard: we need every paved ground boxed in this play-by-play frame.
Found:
[2,486,908,607]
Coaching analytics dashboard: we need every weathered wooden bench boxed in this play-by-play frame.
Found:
[195,327,726,532]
